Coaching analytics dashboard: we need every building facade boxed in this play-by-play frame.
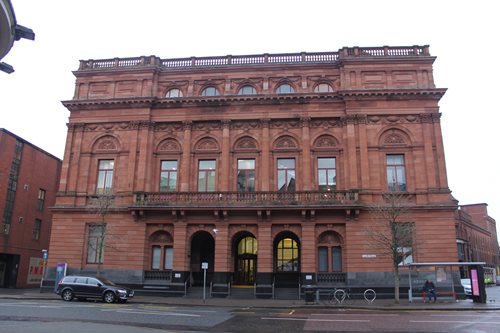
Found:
[0,129,61,288]
[48,46,460,294]
[456,204,499,283]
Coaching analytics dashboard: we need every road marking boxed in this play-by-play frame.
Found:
[141,306,217,313]
[113,310,201,317]
[430,314,499,317]
[262,317,370,322]
[311,313,399,317]
[411,320,500,325]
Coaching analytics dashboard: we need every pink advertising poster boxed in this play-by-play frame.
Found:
[471,269,480,296]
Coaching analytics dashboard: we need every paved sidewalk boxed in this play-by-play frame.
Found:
[1,286,500,311]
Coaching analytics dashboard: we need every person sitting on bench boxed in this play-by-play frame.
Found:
[423,279,437,302]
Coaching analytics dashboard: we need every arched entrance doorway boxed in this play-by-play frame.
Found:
[233,233,258,285]
[274,232,300,287]
[190,231,215,286]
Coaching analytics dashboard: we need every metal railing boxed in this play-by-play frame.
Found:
[316,272,347,284]
[144,270,172,282]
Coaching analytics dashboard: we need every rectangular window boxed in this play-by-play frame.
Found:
[32,219,42,240]
[151,246,161,270]
[37,189,46,211]
[318,247,328,272]
[164,247,173,269]
[332,247,342,272]
[160,160,178,192]
[198,160,216,192]
[96,160,114,194]
[277,158,295,192]
[237,159,255,192]
[318,158,336,191]
[386,154,406,192]
[87,224,105,264]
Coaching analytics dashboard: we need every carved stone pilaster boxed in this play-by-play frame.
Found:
[419,113,433,123]
[183,121,193,131]
[300,117,311,127]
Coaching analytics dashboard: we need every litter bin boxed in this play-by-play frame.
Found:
[304,285,316,304]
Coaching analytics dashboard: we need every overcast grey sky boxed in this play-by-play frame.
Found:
[1,0,499,232]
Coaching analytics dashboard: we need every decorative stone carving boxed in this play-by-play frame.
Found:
[384,133,405,144]
[314,135,337,148]
[94,136,119,151]
[234,137,258,150]
[158,138,181,152]
[381,129,408,146]
[195,137,219,151]
[149,230,173,243]
[274,136,298,149]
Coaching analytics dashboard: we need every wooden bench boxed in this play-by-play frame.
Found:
[422,291,456,301]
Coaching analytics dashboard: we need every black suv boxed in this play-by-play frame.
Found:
[56,276,134,303]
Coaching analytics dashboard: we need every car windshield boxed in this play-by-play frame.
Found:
[98,277,117,286]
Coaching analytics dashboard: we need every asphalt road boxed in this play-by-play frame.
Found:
[1,299,500,332]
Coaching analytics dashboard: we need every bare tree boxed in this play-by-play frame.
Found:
[87,192,115,277]
[367,192,415,304]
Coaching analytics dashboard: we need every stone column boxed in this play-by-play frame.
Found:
[260,119,271,191]
[432,113,449,189]
[220,120,231,191]
[301,117,312,191]
[301,223,316,273]
[136,121,154,192]
[420,114,437,189]
[180,121,192,192]
[213,223,229,283]
[345,115,359,189]
[172,221,188,283]
[357,115,370,189]
[257,222,273,284]
[64,123,83,193]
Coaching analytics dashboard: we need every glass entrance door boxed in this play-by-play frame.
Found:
[236,257,256,285]
[234,236,258,285]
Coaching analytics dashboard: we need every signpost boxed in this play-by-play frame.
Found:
[202,262,208,302]
[39,250,48,290]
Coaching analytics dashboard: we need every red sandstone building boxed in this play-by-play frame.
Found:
[48,46,464,295]
[456,204,499,282]
[0,129,61,288]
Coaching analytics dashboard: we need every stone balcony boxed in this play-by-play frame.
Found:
[132,190,359,210]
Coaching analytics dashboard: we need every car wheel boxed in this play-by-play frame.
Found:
[61,289,74,301]
[103,291,115,303]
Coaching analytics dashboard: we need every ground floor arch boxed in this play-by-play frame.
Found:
[190,231,215,286]
[232,232,258,285]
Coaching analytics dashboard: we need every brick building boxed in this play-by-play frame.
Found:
[0,129,61,288]
[456,204,499,282]
[48,46,460,295]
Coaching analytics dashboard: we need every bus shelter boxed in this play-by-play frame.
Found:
[407,262,486,303]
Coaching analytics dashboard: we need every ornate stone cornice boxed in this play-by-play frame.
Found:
[337,88,447,100]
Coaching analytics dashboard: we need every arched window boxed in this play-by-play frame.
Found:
[317,231,343,272]
[276,83,294,94]
[165,88,183,98]
[201,86,219,97]
[238,85,256,95]
[314,83,333,93]
[276,237,299,272]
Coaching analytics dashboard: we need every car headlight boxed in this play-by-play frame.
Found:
[117,289,126,294]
